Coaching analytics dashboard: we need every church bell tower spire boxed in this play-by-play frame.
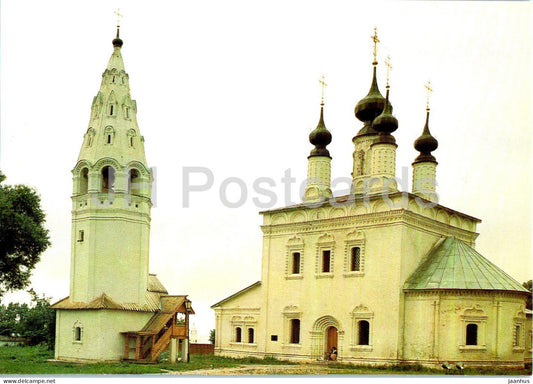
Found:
[70,20,152,306]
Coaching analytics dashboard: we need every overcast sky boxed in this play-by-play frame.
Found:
[1,0,531,338]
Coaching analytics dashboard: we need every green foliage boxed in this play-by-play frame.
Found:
[0,290,55,349]
[0,172,51,296]
[523,280,532,310]
[209,329,215,344]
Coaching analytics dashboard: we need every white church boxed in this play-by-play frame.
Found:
[211,31,532,368]
[51,26,194,363]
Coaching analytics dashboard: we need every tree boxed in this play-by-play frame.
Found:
[0,289,55,349]
[0,172,50,297]
[209,329,215,345]
[523,280,532,310]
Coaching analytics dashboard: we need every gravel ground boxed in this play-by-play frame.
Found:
[168,364,344,375]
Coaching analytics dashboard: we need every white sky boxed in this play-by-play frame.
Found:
[0,0,531,339]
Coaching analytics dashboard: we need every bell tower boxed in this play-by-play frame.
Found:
[70,24,152,305]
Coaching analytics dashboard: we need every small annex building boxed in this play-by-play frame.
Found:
[211,31,531,368]
[51,26,193,363]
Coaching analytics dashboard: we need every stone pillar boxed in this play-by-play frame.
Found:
[170,338,177,363]
[181,337,189,362]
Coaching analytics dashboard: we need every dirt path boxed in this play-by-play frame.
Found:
[166,364,338,375]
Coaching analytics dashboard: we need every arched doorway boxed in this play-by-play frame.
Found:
[326,326,338,358]
[310,315,343,360]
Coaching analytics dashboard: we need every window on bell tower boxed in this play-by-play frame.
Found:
[104,126,115,145]
[101,166,115,192]
[79,168,89,194]
[128,169,141,196]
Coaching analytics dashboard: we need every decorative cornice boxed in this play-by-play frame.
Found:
[261,209,478,244]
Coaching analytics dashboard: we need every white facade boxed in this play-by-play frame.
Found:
[212,54,530,368]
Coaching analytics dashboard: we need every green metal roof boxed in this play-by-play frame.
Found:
[404,237,529,293]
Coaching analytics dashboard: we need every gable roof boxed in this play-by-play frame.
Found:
[51,274,171,312]
[211,281,261,308]
[404,237,528,293]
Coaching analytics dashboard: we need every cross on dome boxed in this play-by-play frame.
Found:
[319,74,327,106]
[425,80,433,111]
[371,27,380,66]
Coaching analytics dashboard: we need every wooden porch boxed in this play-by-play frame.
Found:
[121,296,193,363]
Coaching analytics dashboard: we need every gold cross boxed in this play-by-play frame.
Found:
[319,74,327,106]
[114,9,123,28]
[385,55,392,88]
[425,80,433,110]
[371,26,380,65]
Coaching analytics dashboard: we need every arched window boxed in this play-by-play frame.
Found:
[248,328,254,343]
[466,323,478,345]
[101,166,115,192]
[104,126,115,144]
[235,327,242,343]
[290,319,300,344]
[351,247,361,271]
[358,320,370,345]
[292,252,301,274]
[79,168,89,194]
[74,327,82,341]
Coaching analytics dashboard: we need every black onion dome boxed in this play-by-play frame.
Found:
[309,105,332,158]
[112,27,123,48]
[354,66,388,130]
[413,110,438,163]
[372,88,398,138]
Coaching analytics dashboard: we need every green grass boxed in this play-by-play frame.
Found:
[0,346,291,375]
[0,346,530,375]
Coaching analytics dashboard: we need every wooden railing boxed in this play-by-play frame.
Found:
[172,325,187,338]
[150,326,173,361]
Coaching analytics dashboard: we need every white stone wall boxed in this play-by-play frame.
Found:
[54,309,152,362]
[403,292,527,367]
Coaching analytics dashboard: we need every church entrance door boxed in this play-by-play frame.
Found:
[326,326,338,359]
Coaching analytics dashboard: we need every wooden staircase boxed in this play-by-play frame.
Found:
[121,296,192,363]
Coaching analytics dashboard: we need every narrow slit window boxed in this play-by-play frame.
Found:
[78,230,84,242]
[110,105,114,115]
[351,247,361,271]
[235,327,242,343]
[290,319,300,344]
[248,328,254,343]
[292,252,301,274]
[322,250,331,273]
[74,327,82,341]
